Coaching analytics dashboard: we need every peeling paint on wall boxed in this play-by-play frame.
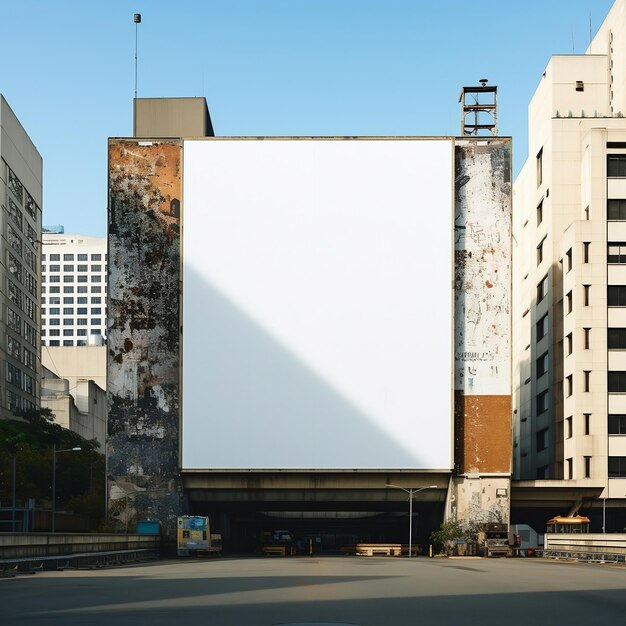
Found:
[451,138,512,528]
[107,140,183,538]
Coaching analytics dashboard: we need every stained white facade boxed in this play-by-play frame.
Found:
[182,138,454,470]
[41,234,106,347]
[0,95,42,417]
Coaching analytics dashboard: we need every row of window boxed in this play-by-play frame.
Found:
[42,297,101,305]
[43,308,102,315]
[43,265,103,272]
[47,340,90,346]
[42,286,105,294]
[42,253,104,262]
[44,329,101,337]
[536,284,626,308]
[44,275,102,283]
[46,319,102,326]
[6,389,35,413]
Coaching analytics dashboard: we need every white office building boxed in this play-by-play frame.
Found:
[41,234,106,347]
[513,0,626,523]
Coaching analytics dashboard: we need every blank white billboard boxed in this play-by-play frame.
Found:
[182,138,453,469]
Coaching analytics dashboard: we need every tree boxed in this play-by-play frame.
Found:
[430,519,480,556]
[0,409,105,530]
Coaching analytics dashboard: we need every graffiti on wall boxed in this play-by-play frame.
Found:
[454,140,511,396]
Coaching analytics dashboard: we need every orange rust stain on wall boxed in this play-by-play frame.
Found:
[455,393,511,474]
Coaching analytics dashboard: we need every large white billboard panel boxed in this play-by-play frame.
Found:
[182,139,453,469]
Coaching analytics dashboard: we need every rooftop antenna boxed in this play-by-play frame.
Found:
[134,13,141,99]
[459,79,498,136]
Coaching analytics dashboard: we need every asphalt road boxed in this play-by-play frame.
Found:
[3,556,626,626]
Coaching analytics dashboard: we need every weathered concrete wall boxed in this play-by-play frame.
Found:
[451,138,512,527]
[107,140,183,538]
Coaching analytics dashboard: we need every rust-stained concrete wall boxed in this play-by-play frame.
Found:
[107,139,183,538]
[450,138,512,527]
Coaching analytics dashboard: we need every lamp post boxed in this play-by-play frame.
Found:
[386,484,437,557]
[51,445,81,533]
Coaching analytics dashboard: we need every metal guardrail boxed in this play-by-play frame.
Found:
[1,548,159,578]
[538,549,626,564]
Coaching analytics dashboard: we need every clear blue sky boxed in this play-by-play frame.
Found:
[0,0,616,237]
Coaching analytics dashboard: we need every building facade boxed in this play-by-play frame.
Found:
[41,234,106,347]
[0,95,42,419]
[513,1,626,520]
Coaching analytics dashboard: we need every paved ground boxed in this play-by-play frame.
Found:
[3,556,626,625]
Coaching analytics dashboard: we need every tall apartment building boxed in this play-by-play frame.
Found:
[513,1,626,518]
[0,95,42,418]
[41,234,106,347]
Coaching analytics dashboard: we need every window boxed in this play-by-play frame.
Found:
[608,242,626,263]
[91,297,101,304]
[77,275,88,283]
[91,265,102,272]
[537,313,549,340]
[608,286,626,306]
[584,413,591,435]
[90,318,101,326]
[91,307,101,315]
[63,319,73,326]
[584,328,591,349]
[49,265,60,272]
[91,254,102,261]
[76,329,87,336]
[78,253,88,261]
[566,291,573,313]
[537,148,543,186]
[609,414,626,434]
[49,340,60,346]
[63,340,73,346]
[609,199,626,220]
[77,307,87,315]
[77,340,87,346]
[536,465,550,479]
[537,390,549,413]
[77,297,87,304]
[91,275,101,283]
[584,456,591,478]
[49,297,60,305]
[63,286,74,293]
[50,254,60,262]
[77,318,88,326]
[608,328,626,349]
[537,351,549,378]
[537,275,548,303]
[566,248,572,272]
[63,330,73,336]
[49,275,60,283]
[608,457,626,477]
[42,255,46,261]
[91,286,101,293]
[49,329,60,337]
[49,307,60,315]
[566,374,573,397]
[607,155,626,177]
[63,297,74,304]
[567,458,573,479]
[63,275,73,283]
[536,428,549,452]
[566,416,573,439]
[585,205,590,220]
[583,285,590,306]
[91,329,102,335]
[49,318,60,326]
[584,370,591,392]
[63,307,73,315]
[537,240,544,265]
[63,254,74,261]
[609,371,626,392]
[77,264,88,272]
[63,265,74,272]
[50,287,60,294]
[567,333,573,355]
[77,286,88,293]
[537,200,543,226]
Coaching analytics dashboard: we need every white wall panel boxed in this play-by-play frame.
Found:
[182,138,454,469]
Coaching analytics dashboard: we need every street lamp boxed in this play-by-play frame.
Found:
[386,484,437,557]
[51,445,81,533]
